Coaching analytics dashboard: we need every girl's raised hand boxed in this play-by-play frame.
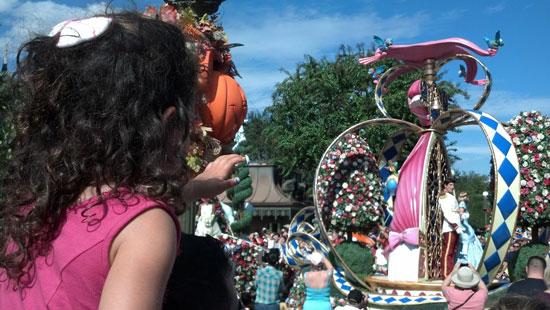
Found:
[183,154,245,202]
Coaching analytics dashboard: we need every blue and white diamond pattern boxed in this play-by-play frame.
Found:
[283,207,329,269]
[333,267,511,305]
[435,109,520,284]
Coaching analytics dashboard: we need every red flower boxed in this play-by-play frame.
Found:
[544,179,550,186]
[527,208,534,213]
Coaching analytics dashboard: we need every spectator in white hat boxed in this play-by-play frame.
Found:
[442,262,488,310]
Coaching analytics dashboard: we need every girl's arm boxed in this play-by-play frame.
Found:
[99,208,177,310]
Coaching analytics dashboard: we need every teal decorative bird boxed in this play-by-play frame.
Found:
[484,30,503,48]
[373,35,393,52]
[458,64,466,78]
[368,65,386,79]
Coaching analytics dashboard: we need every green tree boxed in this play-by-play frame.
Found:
[237,111,273,163]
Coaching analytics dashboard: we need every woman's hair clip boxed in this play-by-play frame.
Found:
[48,16,112,48]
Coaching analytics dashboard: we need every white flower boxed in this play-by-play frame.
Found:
[544,162,548,168]
[543,189,549,196]
[522,155,529,160]
[513,137,520,145]
[538,145,544,151]
[521,180,527,186]
[545,122,550,127]
[511,120,518,125]
[351,212,356,217]
[538,134,545,140]
[342,182,348,189]
[345,205,352,212]
[521,207,526,211]
[523,161,528,167]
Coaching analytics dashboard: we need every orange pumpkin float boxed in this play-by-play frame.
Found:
[198,69,247,145]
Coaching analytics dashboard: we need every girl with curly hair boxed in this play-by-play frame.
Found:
[0,11,243,309]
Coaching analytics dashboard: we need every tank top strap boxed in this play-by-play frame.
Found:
[303,271,310,287]
[326,270,332,286]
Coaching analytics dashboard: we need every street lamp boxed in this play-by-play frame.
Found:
[482,191,489,227]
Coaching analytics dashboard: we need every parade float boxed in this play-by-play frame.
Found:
[283,33,523,309]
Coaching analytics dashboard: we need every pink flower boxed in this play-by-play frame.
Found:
[527,208,534,213]
[527,180,535,188]
[536,195,543,202]
[521,188,529,195]
[544,179,550,186]
[521,168,530,175]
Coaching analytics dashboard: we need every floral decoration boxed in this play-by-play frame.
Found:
[218,235,261,296]
[316,133,385,233]
[287,273,305,310]
[507,111,550,227]
[144,4,239,173]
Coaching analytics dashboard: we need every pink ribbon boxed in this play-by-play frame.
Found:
[387,227,419,252]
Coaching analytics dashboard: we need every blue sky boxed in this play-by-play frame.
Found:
[1,0,549,176]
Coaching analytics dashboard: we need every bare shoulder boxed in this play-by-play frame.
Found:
[110,207,177,264]
[100,207,177,310]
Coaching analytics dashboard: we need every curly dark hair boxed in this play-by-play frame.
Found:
[0,12,198,287]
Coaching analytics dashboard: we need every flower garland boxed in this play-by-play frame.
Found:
[287,273,305,310]
[507,111,550,227]
[218,235,261,296]
[316,133,385,233]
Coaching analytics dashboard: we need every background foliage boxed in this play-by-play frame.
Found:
[508,243,548,282]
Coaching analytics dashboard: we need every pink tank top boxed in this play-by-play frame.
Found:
[0,190,181,309]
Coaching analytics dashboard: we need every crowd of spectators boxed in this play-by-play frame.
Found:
[236,223,550,310]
